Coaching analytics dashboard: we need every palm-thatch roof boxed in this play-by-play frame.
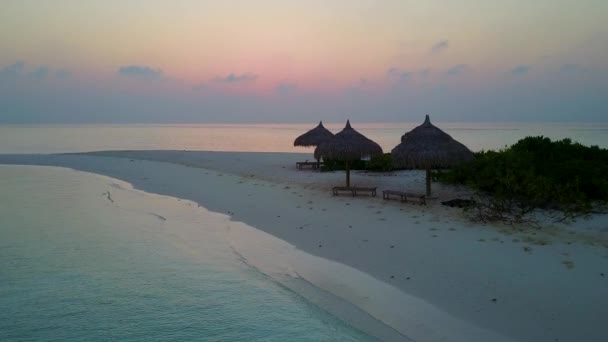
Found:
[391,115,474,197]
[315,120,383,187]
[314,120,383,161]
[293,121,334,147]
[391,115,474,169]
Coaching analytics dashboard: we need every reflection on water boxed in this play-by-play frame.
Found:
[0,122,606,154]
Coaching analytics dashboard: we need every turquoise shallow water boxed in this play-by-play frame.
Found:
[0,166,374,341]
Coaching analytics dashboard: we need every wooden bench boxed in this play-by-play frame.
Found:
[382,190,426,205]
[332,186,377,197]
[296,161,322,170]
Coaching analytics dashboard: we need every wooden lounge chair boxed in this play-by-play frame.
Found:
[382,190,426,205]
[332,186,377,197]
[296,161,323,170]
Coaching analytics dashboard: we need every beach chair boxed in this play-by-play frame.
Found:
[332,186,377,197]
[382,190,426,205]
[296,160,322,170]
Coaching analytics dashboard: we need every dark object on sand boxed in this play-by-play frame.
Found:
[315,120,383,187]
[441,199,476,208]
[391,115,474,196]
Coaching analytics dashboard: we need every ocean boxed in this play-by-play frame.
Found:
[0,122,607,154]
[0,165,376,341]
[1,122,607,341]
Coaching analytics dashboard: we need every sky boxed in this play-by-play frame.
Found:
[0,0,607,123]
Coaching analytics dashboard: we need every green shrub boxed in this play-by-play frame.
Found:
[321,153,394,172]
[321,159,365,171]
[367,153,394,172]
[435,136,608,214]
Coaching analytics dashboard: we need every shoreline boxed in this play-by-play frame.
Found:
[1,151,607,342]
[0,165,379,341]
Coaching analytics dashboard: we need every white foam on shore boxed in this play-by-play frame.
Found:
[89,170,415,341]
[225,219,515,342]
[97,178,409,341]
[0,165,381,340]
[2,165,402,340]
[2,164,512,341]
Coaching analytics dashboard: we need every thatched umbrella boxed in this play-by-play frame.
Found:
[294,121,334,147]
[315,120,383,187]
[294,121,334,167]
[391,115,474,196]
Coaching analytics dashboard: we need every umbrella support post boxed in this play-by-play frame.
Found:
[346,161,351,188]
[426,168,432,197]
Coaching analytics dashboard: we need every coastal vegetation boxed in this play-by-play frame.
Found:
[321,153,394,172]
[320,135,608,225]
[435,136,608,224]
[324,136,608,225]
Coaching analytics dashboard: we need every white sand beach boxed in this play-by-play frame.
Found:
[1,151,607,342]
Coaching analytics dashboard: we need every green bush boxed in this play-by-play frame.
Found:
[435,136,608,213]
[367,153,394,172]
[321,159,365,171]
[321,153,394,172]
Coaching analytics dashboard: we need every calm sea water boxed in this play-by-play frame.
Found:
[0,166,374,341]
[0,122,607,154]
[1,122,607,341]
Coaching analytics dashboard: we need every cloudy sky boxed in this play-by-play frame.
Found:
[1,0,607,123]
